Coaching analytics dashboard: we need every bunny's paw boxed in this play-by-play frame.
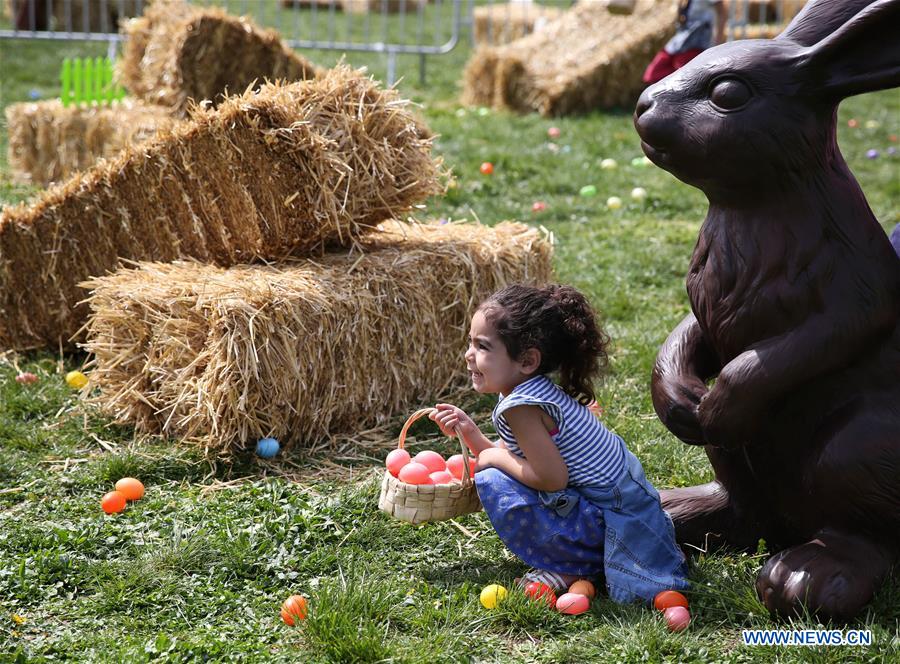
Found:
[755,532,893,622]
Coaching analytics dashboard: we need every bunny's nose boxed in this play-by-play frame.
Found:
[635,87,655,119]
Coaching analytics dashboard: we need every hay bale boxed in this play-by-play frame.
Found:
[5,0,141,31]
[723,0,807,24]
[473,2,563,47]
[280,0,338,8]
[5,99,177,187]
[80,220,554,454]
[120,0,321,115]
[462,0,676,116]
[0,66,445,351]
[341,0,427,14]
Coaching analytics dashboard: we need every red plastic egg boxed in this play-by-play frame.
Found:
[386,449,411,477]
[653,590,689,612]
[412,450,446,473]
[524,581,557,608]
[398,462,431,485]
[468,457,478,477]
[664,605,691,631]
[531,201,547,213]
[15,372,38,384]
[281,595,308,625]
[429,470,454,485]
[101,491,127,514]
[479,161,494,175]
[556,592,590,615]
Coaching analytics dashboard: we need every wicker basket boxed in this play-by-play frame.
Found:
[378,408,482,524]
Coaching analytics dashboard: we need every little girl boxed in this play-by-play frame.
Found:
[431,284,688,603]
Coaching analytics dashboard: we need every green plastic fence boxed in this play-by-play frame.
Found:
[60,57,126,107]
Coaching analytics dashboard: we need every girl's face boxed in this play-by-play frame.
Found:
[465,309,533,395]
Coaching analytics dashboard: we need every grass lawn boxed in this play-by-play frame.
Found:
[1,6,899,662]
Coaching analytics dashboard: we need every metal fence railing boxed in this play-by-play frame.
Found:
[1,0,465,84]
[1,1,806,84]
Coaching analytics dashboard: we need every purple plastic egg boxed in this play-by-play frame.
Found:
[866,149,879,159]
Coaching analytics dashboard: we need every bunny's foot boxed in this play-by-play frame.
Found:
[756,529,895,623]
[660,481,764,552]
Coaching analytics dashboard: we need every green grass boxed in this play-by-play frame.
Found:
[1,8,899,662]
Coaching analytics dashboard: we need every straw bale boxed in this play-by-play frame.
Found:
[0,66,445,351]
[462,0,676,115]
[4,0,141,31]
[5,99,176,187]
[120,0,321,115]
[473,2,563,47]
[280,0,338,8]
[341,0,427,14]
[723,0,807,24]
[80,220,554,454]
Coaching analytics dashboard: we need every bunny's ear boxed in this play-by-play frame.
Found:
[799,0,900,100]
[778,0,876,47]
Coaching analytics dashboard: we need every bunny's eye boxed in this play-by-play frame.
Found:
[709,78,752,111]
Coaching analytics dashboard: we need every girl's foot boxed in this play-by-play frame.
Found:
[516,569,581,594]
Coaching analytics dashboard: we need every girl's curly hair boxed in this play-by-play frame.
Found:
[479,284,611,404]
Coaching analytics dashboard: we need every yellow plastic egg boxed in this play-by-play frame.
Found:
[606,196,623,210]
[479,584,508,609]
[65,370,88,389]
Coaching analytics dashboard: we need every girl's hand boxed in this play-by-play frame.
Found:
[430,404,476,438]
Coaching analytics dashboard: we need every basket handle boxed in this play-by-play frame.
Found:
[397,408,476,487]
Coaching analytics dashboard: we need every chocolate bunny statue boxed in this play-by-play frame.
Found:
[634,0,900,621]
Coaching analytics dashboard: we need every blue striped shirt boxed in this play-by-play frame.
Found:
[491,375,626,487]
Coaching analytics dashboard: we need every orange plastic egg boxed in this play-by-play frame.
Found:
[281,595,308,625]
[398,462,432,485]
[101,490,127,514]
[568,579,596,599]
[429,470,454,485]
[664,605,691,631]
[556,592,590,615]
[480,161,494,175]
[115,477,145,501]
[386,449,411,477]
[412,450,446,473]
[653,590,689,612]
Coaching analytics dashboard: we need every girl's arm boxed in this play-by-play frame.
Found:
[477,405,568,492]
[431,403,495,455]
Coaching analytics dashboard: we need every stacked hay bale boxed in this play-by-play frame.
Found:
[81,221,552,453]
[0,66,443,351]
[341,0,427,14]
[4,100,175,187]
[5,0,142,32]
[472,2,563,47]
[120,0,321,116]
[725,0,807,40]
[462,0,676,116]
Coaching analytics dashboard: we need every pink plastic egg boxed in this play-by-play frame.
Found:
[664,606,691,632]
[429,470,454,485]
[446,454,465,480]
[556,592,590,615]
[386,449,411,477]
[412,450,446,473]
[398,462,431,485]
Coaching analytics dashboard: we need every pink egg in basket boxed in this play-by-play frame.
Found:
[398,462,432,485]
[429,470,454,485]
[412,450,446,473]
[385,449,411,477]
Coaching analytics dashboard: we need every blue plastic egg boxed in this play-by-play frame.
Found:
[256,437,280,458]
